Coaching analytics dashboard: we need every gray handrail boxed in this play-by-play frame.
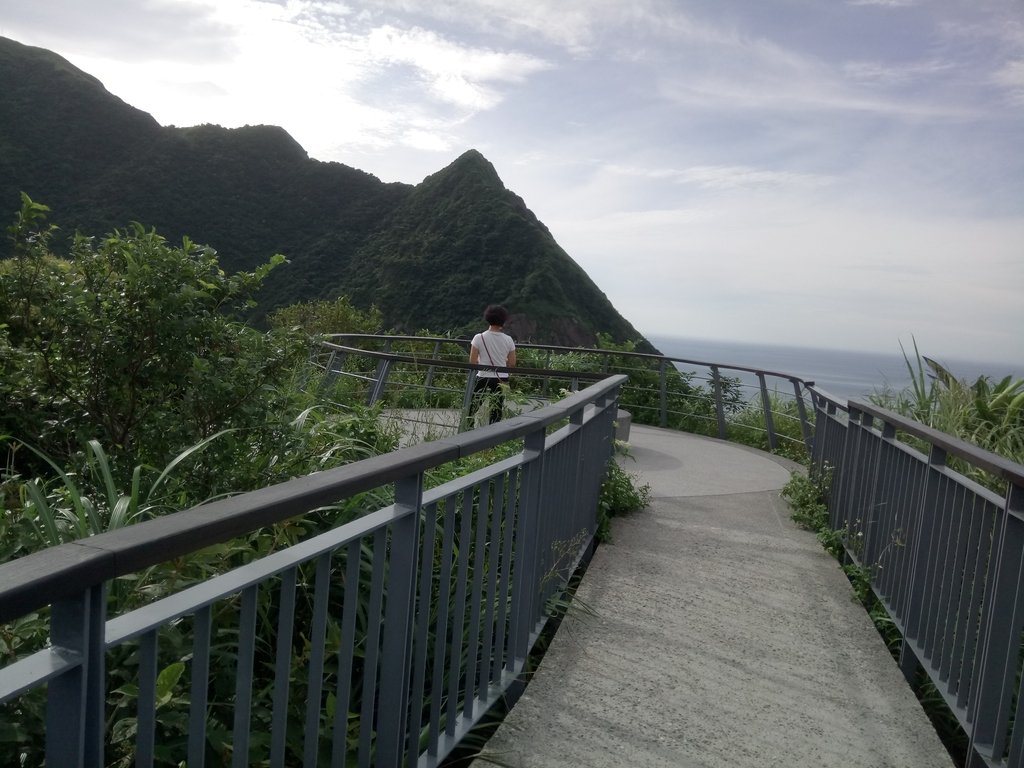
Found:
[811,391,1024,767]
[322,334,815,452]
[0,377,626,767]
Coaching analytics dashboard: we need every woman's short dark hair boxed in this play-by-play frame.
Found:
[483,304,509,326]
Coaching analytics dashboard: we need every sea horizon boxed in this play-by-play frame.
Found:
[646,335,1024,403]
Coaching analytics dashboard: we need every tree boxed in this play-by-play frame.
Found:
[0,194,300,472]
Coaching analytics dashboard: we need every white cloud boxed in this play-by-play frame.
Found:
[363,25,551,110]
[1,0,1021,362]
[847,0,917,7]
[842,58,956,87]
[993,60,1024,105]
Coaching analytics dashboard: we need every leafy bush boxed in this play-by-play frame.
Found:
[268,295,384,336]
[0,194,302,476]
[597,448,651,542]
[780,468,831,534]
[728,393,810,462]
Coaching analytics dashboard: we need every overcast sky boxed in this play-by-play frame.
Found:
[2,0,1022,363]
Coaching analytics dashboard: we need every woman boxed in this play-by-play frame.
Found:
[469,304,516,424]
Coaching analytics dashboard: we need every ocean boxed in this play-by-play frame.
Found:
[646,335,1024,403]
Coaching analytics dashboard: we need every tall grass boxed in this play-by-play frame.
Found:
[728,392,810,462]
[870,340,1024,489]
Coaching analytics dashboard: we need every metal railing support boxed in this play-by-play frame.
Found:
[658,358,668,428]
[793,379,813,453]
[369,358,392,404]
[756,372,776,451]
[377,474,423,765]
[711,365,726,439]
[47,585,106,768]
[510,426,547,663]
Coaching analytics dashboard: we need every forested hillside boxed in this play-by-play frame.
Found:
[0,36,649,348]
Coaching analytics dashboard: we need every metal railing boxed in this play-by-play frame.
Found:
[0,375,625,767]
[811,394,1024,768]
[6,329,1022,768]
[319,334,820,456]
[318,335,1024,767]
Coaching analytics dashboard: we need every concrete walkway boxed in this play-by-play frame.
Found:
[484,425,955,768]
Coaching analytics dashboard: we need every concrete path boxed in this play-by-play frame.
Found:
[484,425,955,768]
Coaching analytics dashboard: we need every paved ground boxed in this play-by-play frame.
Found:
[483,424,955,768]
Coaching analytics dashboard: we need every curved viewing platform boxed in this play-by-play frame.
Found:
[1,334,1021,768]
[486,425,954,767]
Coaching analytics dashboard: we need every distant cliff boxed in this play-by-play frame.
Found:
[0,36,649,348]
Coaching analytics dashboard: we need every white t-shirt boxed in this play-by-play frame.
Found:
[472,330,516,379]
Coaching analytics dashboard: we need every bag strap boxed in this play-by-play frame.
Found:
[478,333,506,379]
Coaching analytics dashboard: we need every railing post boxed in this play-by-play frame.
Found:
[376,474,423,766]
[424,340,441,389]
[542,350,552,398]
[510,426,547,663]
[369,358,392,404]
[461,370,478,431]
[793,380,813,454]
[757,372,776,451]
[711,365,727,439]
[658,358,668,428]
[47,585,106,768]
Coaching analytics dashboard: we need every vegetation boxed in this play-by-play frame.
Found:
[870,339,1024,488]
[597,446,652,542]
[728,391,809,462]
[0,196,657,765]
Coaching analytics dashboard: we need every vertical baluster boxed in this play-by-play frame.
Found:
[494,470,519,680]
[429,494,458,753]
[270,568,297,768]
[331,540,363,767]
[136,631,159,768]
[407,501,438,762]
[447,491,472,737]
[47,585,105,768]
[376,475,421,766]
[303,553,333,767]
[510,427,547,662]
[188,605,212,768]
[463,480,491,718]
[232,585,259,768]
[481,475,505,692]
[359,528,388,765]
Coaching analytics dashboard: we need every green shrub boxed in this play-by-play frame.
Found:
[729,393,810,463]
[597,450,651,542]
[0,194,302,477]
[780,468,831,532]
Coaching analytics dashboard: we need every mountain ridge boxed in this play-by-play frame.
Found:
[0,36,650,348]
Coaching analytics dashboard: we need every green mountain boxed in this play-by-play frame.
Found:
[0,36,649,348]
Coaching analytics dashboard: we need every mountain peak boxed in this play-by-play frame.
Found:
[420,148,505,193]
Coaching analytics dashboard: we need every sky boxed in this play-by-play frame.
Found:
[2,0,1022,365]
